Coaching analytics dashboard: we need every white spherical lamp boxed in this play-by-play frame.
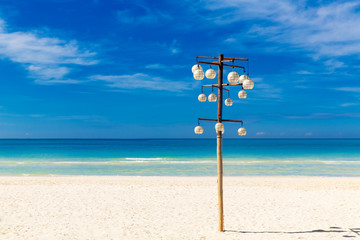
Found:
[238,127,246,136]
[238,90,247,99]
[225,98,233,106]
[239,74,249,84]
[193,70,205,80]
[205,69,216,79]
[198,93,206,102]
[215,123,225,134]
[243,79,254,89]
[192,64,203,73]
[194,126,203,134]
[227,71,239,83]
[208,93,217,102]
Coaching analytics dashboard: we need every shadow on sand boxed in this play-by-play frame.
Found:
[225,227,360,238]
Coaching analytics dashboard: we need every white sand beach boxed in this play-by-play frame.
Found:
[0,176,359,240]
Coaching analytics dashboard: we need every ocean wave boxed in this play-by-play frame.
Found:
[0,159,359,166]
[319,160,360,165]
[125,157,167,161]
[0,160,216,166]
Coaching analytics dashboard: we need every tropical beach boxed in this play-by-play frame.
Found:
[1,139,360,239]
[1,0,360,239]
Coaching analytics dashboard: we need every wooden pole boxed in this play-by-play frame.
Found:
[198,61,245,69]
[217,54,224,232]
[198,118,243,123]
[222,64,245,69]
[197,54,247,232]
[223,57,248,61]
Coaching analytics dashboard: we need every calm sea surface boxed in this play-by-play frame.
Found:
[0,139,359,176]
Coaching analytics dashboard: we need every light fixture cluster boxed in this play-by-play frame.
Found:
[193,56,252,137]
[193,64,254,106]
[194,122,246,136]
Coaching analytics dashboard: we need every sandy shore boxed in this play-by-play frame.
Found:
[0,176,360,240]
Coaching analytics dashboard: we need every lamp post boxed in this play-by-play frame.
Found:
[193,54,254,232]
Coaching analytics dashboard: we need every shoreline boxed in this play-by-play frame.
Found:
[2,174,360,177]
[1,176,360,239]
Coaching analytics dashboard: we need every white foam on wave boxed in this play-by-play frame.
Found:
[1,158,360,167]
[319,160,360,165]
[125,158,166,161]
[122,160,215,164]
[52,161,94,165]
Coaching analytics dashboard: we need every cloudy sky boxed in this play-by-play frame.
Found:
[0,0,359,138]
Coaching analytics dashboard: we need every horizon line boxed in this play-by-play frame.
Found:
[0,138,359,140]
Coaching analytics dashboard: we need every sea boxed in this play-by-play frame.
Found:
[0,139,359,176]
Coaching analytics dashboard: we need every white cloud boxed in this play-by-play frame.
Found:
[203,0,360,58]
[34,79,82,85]
[334,87,360,93]
[116,5,172,25]
[294,85,308,89]
[117,10,138,24]
[324,59,346,71]
[296,70,313,75]
[285,112,360,119]
[28,65,71,80]
[224,37,236,43]
[145,64,167,69]
[145,63,186,70]
[51,115,106,122]
[0,113,45,118]
[340,103,359,107]
[0,18,97,84]
[251,77,282,99]
[305,132,312,136]
[169,39,180,54]
[90,73,192,92]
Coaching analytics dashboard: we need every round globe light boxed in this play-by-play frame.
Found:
[225,98,233,106]
[238,90,247,99]
[215,123,225,134]
[208,93,217,102]
[205,69,216,79]
[227,71,239,83]
[243,79,254,89]
[193,69,205,80]
[194,126,203,134]
[238,127,246,136]
[198,93,206,102]
[192,64,203,73]
[239,74,249,84]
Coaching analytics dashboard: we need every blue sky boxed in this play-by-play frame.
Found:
[0,0,359,138]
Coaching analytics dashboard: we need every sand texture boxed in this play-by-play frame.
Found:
[0,176,360,240]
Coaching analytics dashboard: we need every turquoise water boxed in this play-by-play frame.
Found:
[0,139,359,176]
